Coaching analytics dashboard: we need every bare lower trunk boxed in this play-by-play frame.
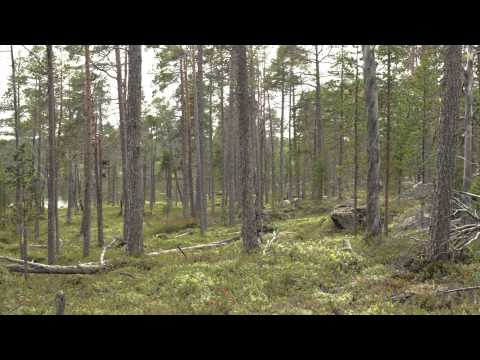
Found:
[47,45,57,264]
[363,45,381,241]
[338,46,344,200]
[429,45,462,261]
[353,47,360,236]
[115,46,128,219]
[267,92,275,208]
[208,71,215,215]
[312,45,324,201]
[124,45,144,256]
[279,73,285,201]
[463,45,474,195]
[384,46,392,235]
[235,45,258,252]
[180,56,190,217]
[193,45,207,235]
[67,157,74,225]
[184,55,195,218]
[227,48,238,226]
[11,46,27,275]
[81,45,94,258]
[149,134,156,214]
[95,102,104,248]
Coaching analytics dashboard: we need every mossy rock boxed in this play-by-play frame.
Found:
[330,204,366,231]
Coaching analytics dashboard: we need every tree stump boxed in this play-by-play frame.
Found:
[55,291,65,315]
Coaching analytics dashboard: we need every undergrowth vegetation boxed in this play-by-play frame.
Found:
[2,198,480,315]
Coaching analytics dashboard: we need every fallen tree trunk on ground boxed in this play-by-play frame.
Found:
[0,238,118,274]
[437,285,480,294]
[146,235,241,256]
[0,256,111,274]
[1,234,246,273]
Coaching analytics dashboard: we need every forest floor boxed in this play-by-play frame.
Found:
[2,198,480,315]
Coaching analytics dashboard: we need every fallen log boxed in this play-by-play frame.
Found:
[146,235,241,256]
[391,284,480,303]
[0,238,117,275]
[437,285,480,294]
[1,234,241,273]
[0,258,111,274]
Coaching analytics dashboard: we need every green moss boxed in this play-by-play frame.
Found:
[2,199,480,314]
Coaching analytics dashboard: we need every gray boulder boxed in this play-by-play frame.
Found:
[330,204,367,231]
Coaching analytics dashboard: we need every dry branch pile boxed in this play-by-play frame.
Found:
[449,191,480,252]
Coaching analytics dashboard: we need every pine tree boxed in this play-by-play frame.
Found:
[363,45,381,241]
[429,45,462,261]
[124,45,144,256]
[235,45,258,252]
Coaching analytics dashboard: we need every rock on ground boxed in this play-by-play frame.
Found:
[330,204,367,231]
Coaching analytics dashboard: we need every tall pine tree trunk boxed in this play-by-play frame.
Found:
[429,45,462,261]
[267,92,276,208]
[47,45,57,264]
[149,128,156,214]
[115,46,128,218]
[208,74,215,215]
[235,45,258,252]
[313,45,324,201]
[353,47,360,236]
[463,45,474,194]
[279,72,285,201]
[95,101,104,248]
[81,45,94,258]
[384,46,392,235]
[363,45,381,241]
[180,56,190,217]
[183,54,195,218]
[125,45,144,256]
[34,80,41,242]
[12,46,27,274]
[67,156,74,225]
[338,46,345,200]
[227,48,237,225]
[193,45,207,235]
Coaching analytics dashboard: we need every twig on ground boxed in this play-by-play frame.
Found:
[118,272,136,279]
[177,245,187,257]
